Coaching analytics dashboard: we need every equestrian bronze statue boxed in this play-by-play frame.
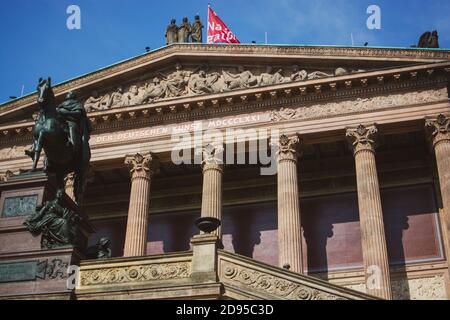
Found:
[26,77,91,204]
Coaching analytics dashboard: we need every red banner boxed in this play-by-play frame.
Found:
[207,5,240,44]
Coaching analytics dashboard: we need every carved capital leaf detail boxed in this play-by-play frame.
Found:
[346,124,378,155]
[197,144,224,171]
[273,134,301,162]
[124,152,157,179]
[425,114,450,147]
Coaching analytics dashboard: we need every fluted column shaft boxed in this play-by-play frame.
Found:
[426,114,450,274]
[276,134,303,274]
[123,152,155,257]
[347,125,392,300]
[200,144,224,237]
[64,173,75,202]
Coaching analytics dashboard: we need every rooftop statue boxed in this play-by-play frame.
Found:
[26,78,91,204]
[165,19,178,45]
[418,30,440,48]
[191,15,204,43]
[177,17,191,43]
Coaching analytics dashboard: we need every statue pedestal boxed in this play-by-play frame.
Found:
[0,171,94,299]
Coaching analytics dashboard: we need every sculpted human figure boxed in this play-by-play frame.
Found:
[84,91,103,112]
[143,77,166,102]
[308,70,333,80]
[86,237,112,259]
[191,15,203,43]
[165,19,178,45]
[24,189,79,248]
[164,63,190,97]
[123,85,144,106]
[334,67,349,76]
[177,17,191,43]
[260,66,284,86]
[110,86,124,109]
[290,65,308,82]
[57,91,91,154]
[188,70,217,95]
[222,66,258,90]
[429,30,439,48]
[418,31,431,48]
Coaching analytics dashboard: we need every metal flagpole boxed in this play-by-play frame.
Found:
[207,3,210,44]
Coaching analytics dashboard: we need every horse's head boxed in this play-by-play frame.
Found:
[37,77,53,104]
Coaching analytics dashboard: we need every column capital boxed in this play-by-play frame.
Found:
[274,134,301,163]
[346,124,378,156]
[124,152,158,179]
[425,114,450,147]
[198,144,224,173]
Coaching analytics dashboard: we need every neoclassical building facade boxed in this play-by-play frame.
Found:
[0,44,449,300]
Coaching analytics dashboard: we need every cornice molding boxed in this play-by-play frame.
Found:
[1,44,450,113]
[0,62,448,144]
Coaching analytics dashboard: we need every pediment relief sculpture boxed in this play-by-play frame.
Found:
[82,64,365,113]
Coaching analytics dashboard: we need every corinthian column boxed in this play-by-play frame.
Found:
[346,124,392,300]
[275,134,303,274]
[123,152,157,257]
[200,144,224,237]
[426,114,450,273]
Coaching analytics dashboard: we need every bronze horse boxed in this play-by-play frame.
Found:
[26,78,91,204]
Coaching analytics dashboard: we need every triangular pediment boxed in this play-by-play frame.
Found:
[1,44,450,126]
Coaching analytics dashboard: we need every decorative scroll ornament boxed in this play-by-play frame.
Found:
[124,152,157,179]
[425,113,450,146]
[80,262,191,286]
[346,124,378,155]
[221,262,343,300]
[273,134,301,162]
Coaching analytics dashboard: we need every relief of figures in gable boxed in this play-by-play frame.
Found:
[83,63,364,112]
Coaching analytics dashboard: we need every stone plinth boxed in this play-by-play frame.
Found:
[190,234,223,283]
[0,172,94,300]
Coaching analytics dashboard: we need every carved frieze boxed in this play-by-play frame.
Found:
[392,275,447,300]
[220,261,344,300]
[80,262,191,286]
[0,145,30,160]
[270,88,448,122]
[82,64,355,112]
[344,275,448,300]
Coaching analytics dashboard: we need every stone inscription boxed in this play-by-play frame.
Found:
[1,195,38,217]
[0,261,38,283]
[94,113,270,145]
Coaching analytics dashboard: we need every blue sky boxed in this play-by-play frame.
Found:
[1,0,449,104]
